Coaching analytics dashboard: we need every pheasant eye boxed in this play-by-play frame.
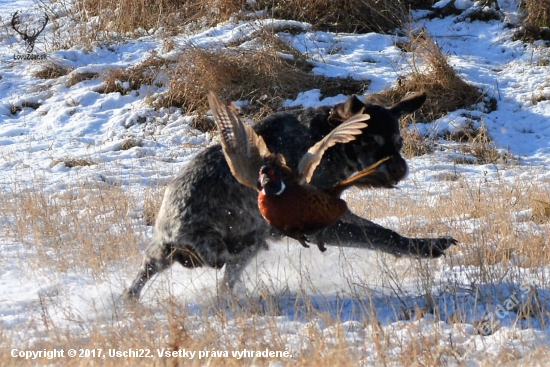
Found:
[259,166,273,179]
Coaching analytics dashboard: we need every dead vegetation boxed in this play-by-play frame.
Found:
[99,54,167,95]
[368,29,499,159]
[3,167,550,366]
[53,157,96,168]
[71,0,429,36]
[93,37,368,131]
[155,43,368,127]
[0,181,146,275]
[456,123,517,165]
[348,170,550,270]
[57,1,498,136]
[514,0,550,41]
[73,0,242,36]
[255,0,408,33]
[32,60,74,79]
[117,138,144,151]
[380,28,492,125]
[401,128,435,158]
[10,101,42,114]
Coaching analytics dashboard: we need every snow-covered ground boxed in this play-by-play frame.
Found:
[1,0,549,365]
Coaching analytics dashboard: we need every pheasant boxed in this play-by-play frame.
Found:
[207,91,388,252]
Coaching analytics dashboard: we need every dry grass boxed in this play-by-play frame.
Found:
[117,138,144,151]
[70,0,420,37]
[376,28,504,161]
[348,169,550,270]
[439,118,518,165]
[0,180,147,275]
[73,0,242,36]
[32,60,74,79]
[99,54,167,95]
[378,28,491,125]
[523,0,550,28]
[87,33,367,131]
[142,185,165,226]
[2,165,550,366]
[256,0,408,33]
[152,40,368,130]
[457,123,517,165]
[515,0,550,41]
[54,157,96,168]
[10,101,42,114]
[401,128,435,158]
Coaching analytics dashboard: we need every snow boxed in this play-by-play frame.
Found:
[1,0,550,364]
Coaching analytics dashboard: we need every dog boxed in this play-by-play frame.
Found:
[124,92,457,300]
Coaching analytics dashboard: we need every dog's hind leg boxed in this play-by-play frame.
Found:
[221,240,268,292]
[125,230,232,301]
[124,240,176,301]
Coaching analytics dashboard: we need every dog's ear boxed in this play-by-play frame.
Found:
[328,95,365,126]
[389,91,427,117]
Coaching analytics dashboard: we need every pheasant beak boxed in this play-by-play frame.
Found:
[259,173,270,187]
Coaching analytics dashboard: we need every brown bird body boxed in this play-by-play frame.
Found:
[207,91,387,252]
[258,180,348,239]
[255,155,388,251]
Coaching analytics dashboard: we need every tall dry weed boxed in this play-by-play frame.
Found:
[0,179,149,276]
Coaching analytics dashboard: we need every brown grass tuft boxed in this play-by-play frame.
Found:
[10,102,42,114]
[154,40,368,130]
[32,60,74,79]
[378,28,492,124]
[523,0,550,29]
[456,123,517,165]
[55,157,96,168]
[100,54,167,94]
[117,138,143,151]
[66,70,100,88]
[72,0,420,37]
[256,0,407,33]
[514,0,550,41]
[142,185,165,226]
[74,0,244,36]
[401,128,435,158]
[532,198,550,223]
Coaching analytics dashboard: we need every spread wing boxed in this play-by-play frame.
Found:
[298,114,370,184]
[336,156,390,187]
[327,156,390,197]
[207,91,270,190]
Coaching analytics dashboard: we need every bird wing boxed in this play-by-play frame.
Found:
[327,156,390,197]
[336,156,390,187]
[298,114,370,184]
[207,91,270,190]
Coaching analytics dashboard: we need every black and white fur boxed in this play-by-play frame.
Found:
[124,93,456,300]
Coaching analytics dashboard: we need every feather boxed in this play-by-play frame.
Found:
[207,91,270,190]
[298,114,369,184]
